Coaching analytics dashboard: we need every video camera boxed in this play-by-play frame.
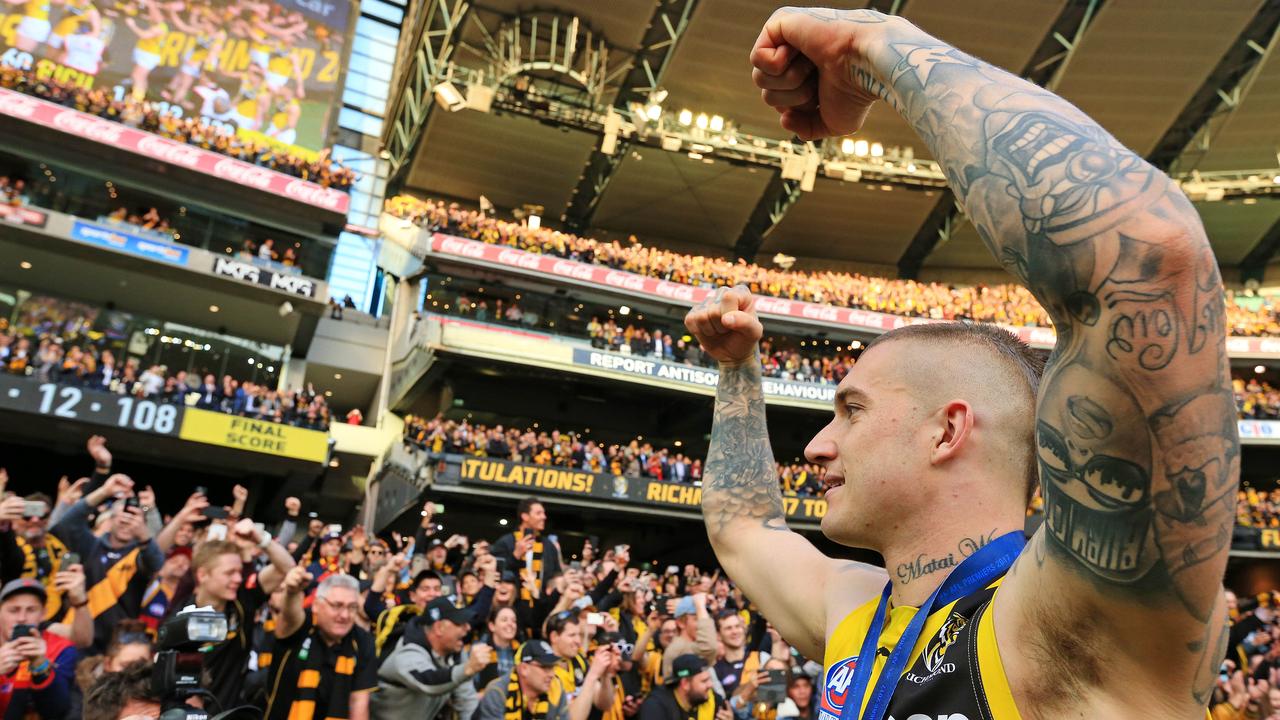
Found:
[152,610,257,720]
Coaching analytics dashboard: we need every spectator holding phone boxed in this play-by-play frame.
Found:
[661,595,716,681]
[0,578,77,719]
[638,655,727,720]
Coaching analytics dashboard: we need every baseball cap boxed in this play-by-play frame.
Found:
[673,596,697,618]
[571,596,596,612]
[321,532,342,543]
[499,570,519,584]
[0,578,46,604]
[517,639,559,667]
[423,597,473,626]
[667,654,708,684]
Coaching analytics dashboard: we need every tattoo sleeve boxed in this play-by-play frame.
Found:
[702,355,786,537]
[855,10,1238,684]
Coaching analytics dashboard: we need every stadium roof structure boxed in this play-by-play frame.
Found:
[384,0,1280,285]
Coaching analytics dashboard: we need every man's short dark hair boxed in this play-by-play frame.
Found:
[83,660,160,720]
[865,322,1046,504]
[412,570,442,592]
[517,497,543,518]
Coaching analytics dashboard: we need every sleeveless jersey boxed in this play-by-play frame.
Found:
[820,579,1020,720]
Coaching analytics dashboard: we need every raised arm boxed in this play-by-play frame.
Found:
[751,7,1236,710]
[686,289,885,661]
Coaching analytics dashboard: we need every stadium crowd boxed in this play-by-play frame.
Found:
[0,299,332,430]
[1238,487,1280,530]
[0,67,356,191]
[402,414,828,499]
[388,195,1280,337]
[1237,376,1280,420]
[0,436,823,719]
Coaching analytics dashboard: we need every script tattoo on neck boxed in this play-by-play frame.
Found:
[703,345,785,537]
[895,529,998,585]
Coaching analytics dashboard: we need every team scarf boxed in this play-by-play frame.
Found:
[504,666,562,720]
[515,530,544,601]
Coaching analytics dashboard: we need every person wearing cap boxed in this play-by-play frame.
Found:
[474,639,574,720]
[372,596,492,720]
[306,531,344,579]
[638,654,727,720]
[0,577,79,718]
[661,594,716,681]
[264,568,378,720]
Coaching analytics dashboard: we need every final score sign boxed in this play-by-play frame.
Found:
[178,408,328,463]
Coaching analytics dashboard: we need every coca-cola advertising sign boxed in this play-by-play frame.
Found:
[0,89,349,215]
[428,233,1279,357]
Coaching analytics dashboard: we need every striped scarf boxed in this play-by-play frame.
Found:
[503,667,555,720]
[515,530,543,602]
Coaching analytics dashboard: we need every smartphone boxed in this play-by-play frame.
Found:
[327,524,343,535]
[587,535,600,550]
[207,524,227,541]
[495,557,508,573]
[756,669,788,705]
[434,503,445,514]
[195,486,208,497]
[614,544,626,555]
[62,552,80,568]
[203,507,229,520]
[307,511,319,519]
[10,624,34,640]
[570,561,582,572]
[22,500,47,518]
[587,612,604,626]
[124,496,140,510]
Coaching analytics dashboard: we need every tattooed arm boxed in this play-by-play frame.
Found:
[751,7,1236,714]
[685,287,885,661]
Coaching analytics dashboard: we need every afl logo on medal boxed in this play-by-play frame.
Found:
[818,656,858,720]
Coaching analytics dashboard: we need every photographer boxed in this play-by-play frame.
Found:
[82,661,161,720]
[265,569,377,720]
[49,473,169,653]
[0,578,77,718]
[373,597,491,719]
[184,520,296,709]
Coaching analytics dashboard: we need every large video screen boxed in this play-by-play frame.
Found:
[0,0,350,156]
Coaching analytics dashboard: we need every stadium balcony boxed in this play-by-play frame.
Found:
[0,85,351,235]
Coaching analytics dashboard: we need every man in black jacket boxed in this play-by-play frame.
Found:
[491,498,561,593]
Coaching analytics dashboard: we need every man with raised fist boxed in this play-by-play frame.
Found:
[686,6,1237,719]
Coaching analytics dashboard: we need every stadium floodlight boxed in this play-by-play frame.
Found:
[466,84,495,113]
[772,253,796,270]
[646,104,662,121]
[433,82,467,112]
[840,138,855,154]
[907,163,917,173]
[695,113,709,129]
[619,305,631,316]
[853,139,869,157]
[1256,365,1266,374]
[709,115,725,132]
[652,87,669,103]
[1274,174,1280,184]
[678,109,693,126]
[870,142,884,158]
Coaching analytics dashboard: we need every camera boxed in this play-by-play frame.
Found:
[152,610,256,719]
[755,669,788,706]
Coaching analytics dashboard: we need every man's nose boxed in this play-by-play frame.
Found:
[804,420,839,464]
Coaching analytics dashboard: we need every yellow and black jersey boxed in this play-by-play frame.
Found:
[819,580,1019,720]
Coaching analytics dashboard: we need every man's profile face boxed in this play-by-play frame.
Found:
[550,621,581,659]
[521,503,547,532]
[684,670,712,705]
[804,343,922,547]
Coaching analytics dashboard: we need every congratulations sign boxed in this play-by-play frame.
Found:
[438,454,827,522]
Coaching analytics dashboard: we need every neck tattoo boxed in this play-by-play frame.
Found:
[895,528,999,586]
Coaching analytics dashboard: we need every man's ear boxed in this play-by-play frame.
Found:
[930,400,974,465]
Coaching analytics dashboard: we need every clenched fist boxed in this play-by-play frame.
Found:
[684,286,764,365]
